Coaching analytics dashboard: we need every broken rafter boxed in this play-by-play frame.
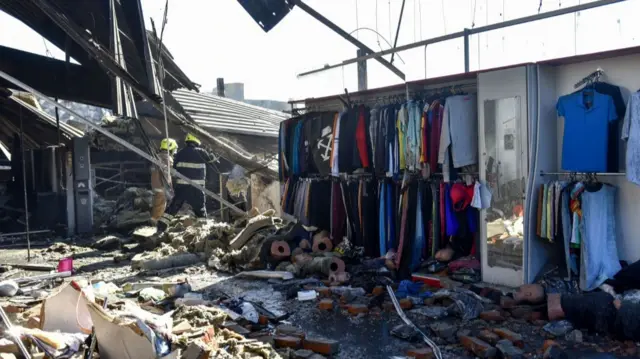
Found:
[0,70,246,216]
[29,0,276,179]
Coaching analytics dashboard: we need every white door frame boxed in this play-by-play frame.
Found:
[478,67,529,288]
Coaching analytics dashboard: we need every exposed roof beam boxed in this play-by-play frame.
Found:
[390,0,406,65]
[298,0,625,78]
[292,0,405,81]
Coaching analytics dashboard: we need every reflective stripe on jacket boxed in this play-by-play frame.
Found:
[173,144,213,185]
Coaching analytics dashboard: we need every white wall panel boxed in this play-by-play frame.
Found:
[552,53,640,263]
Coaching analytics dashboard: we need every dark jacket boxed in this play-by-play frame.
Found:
[173,144,214,186]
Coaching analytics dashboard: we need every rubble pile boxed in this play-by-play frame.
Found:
[94,187,154,231]
[90,116,148,151]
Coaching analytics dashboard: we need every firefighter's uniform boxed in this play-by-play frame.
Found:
[157,134,214,231]
[150,138,177,221]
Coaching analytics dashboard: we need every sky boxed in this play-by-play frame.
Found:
[0,0,639,103]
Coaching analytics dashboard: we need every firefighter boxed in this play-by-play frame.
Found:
[157,133,215,231]
[150,138,177,223]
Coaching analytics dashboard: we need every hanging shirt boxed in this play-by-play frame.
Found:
[406,101,421,171]
[330,112,342,177]
[356,106,371,169]
[397,105,407,171]
[581,184,621,291]
[541,183,548,239]
[438,94,478,168]
[556,90,617,172]
[310,112,335,176]
[622,92,640,186]
[429,102,444,172]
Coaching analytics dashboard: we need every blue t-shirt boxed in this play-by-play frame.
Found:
[557,90,617,172]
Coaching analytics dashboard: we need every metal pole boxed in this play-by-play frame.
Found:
[357,49,368,91]
[463,28,470,73]
[18,107,31,262]
[0,70,246,216]
[292,0,405,80]
[390,0,406,65]
[0,305,31,359]
[297,0,625,78]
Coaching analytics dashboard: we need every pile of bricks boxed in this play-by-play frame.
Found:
[272,324,340,358]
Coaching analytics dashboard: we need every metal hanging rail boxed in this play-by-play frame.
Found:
[539,171,626,176]
[298,0,626,78]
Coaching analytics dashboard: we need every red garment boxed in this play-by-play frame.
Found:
[429,102,444,171]
[450,183,474,211]
[355,106,370,168]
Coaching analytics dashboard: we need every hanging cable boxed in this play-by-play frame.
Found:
[375,0,381,48]
[355,0,359,40]
[538,0,543,13]
[441,0,448,34]
[471,0,478,28]
[418,0,423,40]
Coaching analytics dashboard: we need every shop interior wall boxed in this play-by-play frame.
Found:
[539,53,640,265]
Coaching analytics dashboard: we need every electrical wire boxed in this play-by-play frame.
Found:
[375,0,381,48]
[471,0,477,28]
[355,0,359,40]
[441,0,447,34]
[418,0,423,40]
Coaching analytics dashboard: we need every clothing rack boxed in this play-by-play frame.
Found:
[306,82,477,111]
[573,68,604,89]
[539,170,625,176]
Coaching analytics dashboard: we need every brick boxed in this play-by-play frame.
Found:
[459,336,497,358]
[293,349,315,359]
[479,310,505,322]
[316,287,331,298]
[493,328,524,348]
[383,301,395,312]
[510,306,534,320]
[258,315,269,325]
[183,341,212,359]
[500,296,516,309]
[372,286,385,296]
[399,298,413,310]
[406,347,434,359]
[318,299,333,311]
[303,337,340,355]
[274,336,302,349]
[496,339,525,359]
[478,329,501,345]
[2,305,24,314]
[276,324,306,339]
[26,316,41,329]
[528,311,543,322]
[347,304,368,315]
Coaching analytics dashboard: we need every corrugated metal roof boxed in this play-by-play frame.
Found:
[172,89,289,138]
